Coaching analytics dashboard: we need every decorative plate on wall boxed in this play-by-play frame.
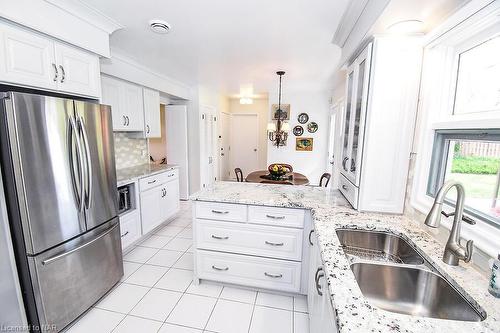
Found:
[293,125,304,136]
[297,113,309,124]
[307,122,318,133]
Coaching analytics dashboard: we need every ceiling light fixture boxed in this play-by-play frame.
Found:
[239,97,253,105]
[149,19,171,34]
[267,71,289,147]
[387,20,424,34]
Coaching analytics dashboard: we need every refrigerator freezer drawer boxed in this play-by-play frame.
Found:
[29,219,123,332]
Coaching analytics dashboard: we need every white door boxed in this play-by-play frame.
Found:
[0,22,57,90]
[121,81,144,131]
[200,106,217,188]
[143,88,161,138]
[54,42,100,97]
[101,75,125,130]
[219,112,231,180]
[166,105,189,199]
[140,187,163,234]
[327,101,344,189]
[230,114,259,179]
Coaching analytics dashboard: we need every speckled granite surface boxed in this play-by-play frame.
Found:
[191,182,500,333]
[116,163,178,185]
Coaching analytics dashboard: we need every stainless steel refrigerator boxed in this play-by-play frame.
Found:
[0,91,123,332]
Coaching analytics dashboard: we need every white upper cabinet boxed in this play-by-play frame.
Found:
[142,87,161,138]
[0,20,100,98]
[338,38,422,214]
[101,75,144,132]
[54,43,100,97]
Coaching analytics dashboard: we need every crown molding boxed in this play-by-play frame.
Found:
[44,0,123,34]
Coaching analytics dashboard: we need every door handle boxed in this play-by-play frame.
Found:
[308,229,314,246]
[350,158,356,172]
[68,116,85,213]
[126,116,130,126]
[212,265,229,271]
[59,65,66,83]
[315,267,324,296]
[342,185,348,191]
[265,214,285,220]
[265,241,284,246]
[342,157,348,171]
[123,115,127,126]
[52,63,59,82]
[146,124,150,134]
[78,116,93,210]
[42,222,118,265]
[264,272,283,279]
[211,235,229,240]
[211,210,229,214]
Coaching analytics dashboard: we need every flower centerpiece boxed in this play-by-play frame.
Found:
[268,164,290,180]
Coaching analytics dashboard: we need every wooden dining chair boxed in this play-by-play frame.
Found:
[235,168,243,182]
[319,173,331,187]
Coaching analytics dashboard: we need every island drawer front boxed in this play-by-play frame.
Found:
[338,174,358,209]
[248,206,305,228]
[195,219,303,261]
[140,169,178,191]
[196,250,302,293]
[195,202,247,222]
[119,211,141,250]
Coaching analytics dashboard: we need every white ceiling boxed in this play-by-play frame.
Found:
[80,0,349,95]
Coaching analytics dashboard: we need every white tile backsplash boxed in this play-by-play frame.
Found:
[114,132,149,168]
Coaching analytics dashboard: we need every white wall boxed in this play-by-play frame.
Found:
[266,88,331,186]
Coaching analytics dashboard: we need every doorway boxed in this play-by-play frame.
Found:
[230,113,259,179]
[328,100,344,189]
[219,111,231,180]
[200,105,218,188]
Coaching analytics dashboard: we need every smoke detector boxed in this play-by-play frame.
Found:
[149,19,171,34]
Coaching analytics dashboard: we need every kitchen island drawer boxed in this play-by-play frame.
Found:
[248,205,305,228]
[339,174,358,209]
[119,211,141,250]
[195,201,247,222]
[196,250,301,293]
[195,219,303,261]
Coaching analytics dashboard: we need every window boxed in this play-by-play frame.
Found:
[428,130,500,227]
[454,35,500,115]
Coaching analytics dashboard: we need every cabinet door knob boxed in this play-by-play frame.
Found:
[52,63,59,82]
[59,65,65,83]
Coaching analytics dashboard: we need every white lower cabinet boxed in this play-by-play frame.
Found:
[119,211,141,250]
[193,202,307,293]
[307,231,337,333]
[140,169,180,234]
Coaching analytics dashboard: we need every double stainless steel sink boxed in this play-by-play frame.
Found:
[336,229,486,322]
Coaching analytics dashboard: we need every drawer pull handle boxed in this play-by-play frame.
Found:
[265,241,284,246]
[308,229,314,246]
[212,265,229,271]
[211,235,229,240]
[168,174,174,177]
[148,180,157,184]
[121,231,129,238]
[264,272,283,279]
[341,185,348,191]
[211,210,229,214]
[265,214,285,220]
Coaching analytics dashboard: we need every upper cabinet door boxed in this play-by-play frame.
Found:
[54,43,100,98]
[101,75,126,131]
[0,22,57,90]
[143,87,161,138]
[347,43,372,186]
[340,68,355,179]
[121,81,144,131]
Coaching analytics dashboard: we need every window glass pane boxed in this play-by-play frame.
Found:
[351,60,366,173]
[442,140,500,222]
[454,35,500,115]
[342,72,354,166]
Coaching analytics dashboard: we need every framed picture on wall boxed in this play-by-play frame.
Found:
[296,137,313,151]
[272,104,290,120]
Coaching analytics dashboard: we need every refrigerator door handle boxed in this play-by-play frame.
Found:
[68,116,85,212]
[78,116,93,210]
[41,222,118,266]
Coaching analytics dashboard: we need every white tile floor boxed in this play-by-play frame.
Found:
[66,201,310,333]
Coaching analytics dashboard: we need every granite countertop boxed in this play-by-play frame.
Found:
[116,163,179,185]
[191,181,500,333]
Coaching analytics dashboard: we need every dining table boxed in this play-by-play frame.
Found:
[245,170,310,185]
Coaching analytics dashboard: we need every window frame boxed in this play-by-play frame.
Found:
[427,129,500,228]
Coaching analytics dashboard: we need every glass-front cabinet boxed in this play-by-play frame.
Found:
[340,43,372,186]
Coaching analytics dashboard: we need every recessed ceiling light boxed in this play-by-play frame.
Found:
[149,19,171,34]
[387,20,424,34]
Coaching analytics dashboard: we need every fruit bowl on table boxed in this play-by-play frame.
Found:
[267,164,291,180]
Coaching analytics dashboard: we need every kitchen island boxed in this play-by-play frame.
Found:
[191,182,500,333]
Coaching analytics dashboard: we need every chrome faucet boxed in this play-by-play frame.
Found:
[424,180,476,266]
